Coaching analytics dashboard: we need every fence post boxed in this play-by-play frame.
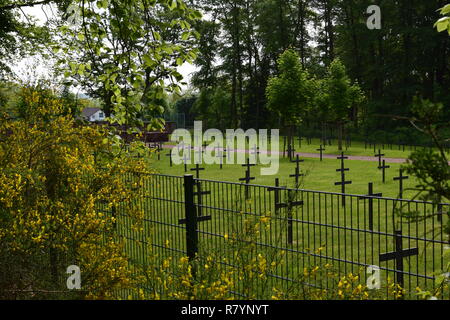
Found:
[184,174,198,261]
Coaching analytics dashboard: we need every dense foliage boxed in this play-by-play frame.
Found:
[187,0,450,143]
[0,85,149,299]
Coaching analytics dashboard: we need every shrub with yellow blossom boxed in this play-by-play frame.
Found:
[0,84,150,299]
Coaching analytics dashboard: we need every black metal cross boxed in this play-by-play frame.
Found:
[268,178,285,216]
[275,191,304,245]
[202,142,208,154]
[358,183,382,231]
[378,160,390,184]
[316,145,325,161]
[250,144,260,162]
[287,143,295,161]
[375,149,385,168]
[183,154,189,172]
[166,152,173,167]
[189,165,210,217]
[193,147,203,164]
[239,159,256,199]
[194,182,210,217]
[335,153,352,207]
[215,147,226,170]
[156,143,163,161]
[379,230,419,290]
[393,168,409,199]
[336,152,350,174]
[190,164,205,179]
[290,155,305,186]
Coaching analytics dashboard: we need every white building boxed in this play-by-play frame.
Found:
[81,108,106,122]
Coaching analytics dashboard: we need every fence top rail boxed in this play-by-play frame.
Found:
[146,173,449,207]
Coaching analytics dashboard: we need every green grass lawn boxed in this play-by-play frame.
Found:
[149,149,419,200]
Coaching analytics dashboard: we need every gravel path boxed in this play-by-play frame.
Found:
[161,145,410,164]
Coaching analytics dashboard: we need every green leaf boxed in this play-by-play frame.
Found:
[168,0,177,10]
[441,4,450,15]
[97,0,108,9]
[435,17,450,33]
[181,32,190,41]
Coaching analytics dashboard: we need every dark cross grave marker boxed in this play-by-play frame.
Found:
[166,152,173,167]
[287,143,295,161]
[375,149,385,168]
[183,153,189,173]
[290,155,305,186]
[156,143,163,161]
[202,142,208,154]
[250,144,260,163]
[215,146,226,170]
[317,145,325,161]
[335,153,352,207]
[268,178,286,216]
[379,230,419,291]
[274,189,304,245]
[378,160,390,184]
[358,183,382,231]
[190,164,205,179]
[179,175,212,263]
[239,159,256,199]
[193,146,203,165]
[193,182,210,218]
[393,169,409,199]
[181,145,192,172]
[189,165,209,217]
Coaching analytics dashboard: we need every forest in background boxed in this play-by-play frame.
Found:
[169,0,450,145]
[0,0,449,144]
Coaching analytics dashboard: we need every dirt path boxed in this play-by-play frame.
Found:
[161,145,410,164]
[292,152,408,164]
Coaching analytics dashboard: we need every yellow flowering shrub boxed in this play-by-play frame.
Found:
[0,85,149,299]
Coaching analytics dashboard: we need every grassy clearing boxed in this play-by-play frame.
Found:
[149,149,420,200]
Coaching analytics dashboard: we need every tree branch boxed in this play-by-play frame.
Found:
[0,0,54,11]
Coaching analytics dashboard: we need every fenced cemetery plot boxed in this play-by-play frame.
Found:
[100,172,450,300]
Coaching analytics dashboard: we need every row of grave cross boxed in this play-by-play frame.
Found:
[239,159,256,199]
[160,142,412,203]
[375,149,390,183]
[177,176,420,292]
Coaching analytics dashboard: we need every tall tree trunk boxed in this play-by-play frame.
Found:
[338,121,343,151]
